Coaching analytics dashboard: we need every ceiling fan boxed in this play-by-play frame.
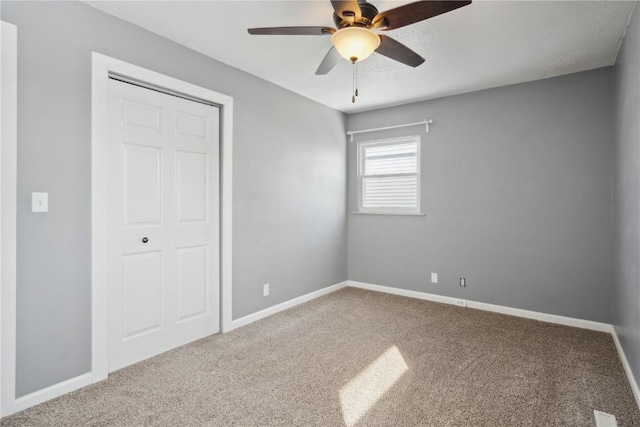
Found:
[248,0,472,75]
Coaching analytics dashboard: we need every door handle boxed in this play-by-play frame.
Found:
[142,237,149,243]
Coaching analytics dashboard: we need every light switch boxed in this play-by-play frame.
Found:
[431,272,438,284]
[32,192,48,213]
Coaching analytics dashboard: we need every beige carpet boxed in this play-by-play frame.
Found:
[2,287,639,426]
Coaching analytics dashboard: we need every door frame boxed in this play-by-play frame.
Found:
[91,53,234,383]
[1,21,18,416]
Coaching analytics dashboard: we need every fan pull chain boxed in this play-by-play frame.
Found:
[355,61,359,97]
[351,60,359,103]
[352,61,356,103]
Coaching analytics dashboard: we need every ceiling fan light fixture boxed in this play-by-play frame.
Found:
[331,27,380,62]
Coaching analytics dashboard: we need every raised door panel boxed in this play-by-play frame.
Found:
[176,110,208,140]
[176,151,208,223]
[172,99,217,153]
[118,86,169,144]
[122,99,162,132]
[122,144,161,227]
[121,251,163,338]
[175,245,209,322]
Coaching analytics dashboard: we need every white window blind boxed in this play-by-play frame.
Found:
[358,136,421,214]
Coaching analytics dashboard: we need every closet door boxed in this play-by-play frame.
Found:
[108,79,219,372]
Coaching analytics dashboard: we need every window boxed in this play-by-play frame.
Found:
[357,136,421,215]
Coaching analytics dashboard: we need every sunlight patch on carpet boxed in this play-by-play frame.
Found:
[339,345,409,427]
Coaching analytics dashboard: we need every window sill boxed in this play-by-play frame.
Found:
[353,212,426,216]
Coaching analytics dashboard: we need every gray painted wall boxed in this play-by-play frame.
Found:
[347,68,614,323]
[1,0,628,404]
[613,3,640,389]
[2,1,347,397]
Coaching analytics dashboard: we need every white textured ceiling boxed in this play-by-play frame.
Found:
[85,0,636,113]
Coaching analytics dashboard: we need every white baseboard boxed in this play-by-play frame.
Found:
[347,280,613,333]
[12,372,92,414]
[611,328,640,410]
[5,281,348,415]
[228,281,348,332]
[5,281,634,417]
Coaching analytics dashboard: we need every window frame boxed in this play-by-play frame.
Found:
[356,135,422,215]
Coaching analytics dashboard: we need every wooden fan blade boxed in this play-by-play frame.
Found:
[375,35,425,67]
[248,26,335,36]
[374,1,471,31]
[316,47,342,75]
[330,0,362,21]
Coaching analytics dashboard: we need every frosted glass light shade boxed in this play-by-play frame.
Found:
[331,27,381,62]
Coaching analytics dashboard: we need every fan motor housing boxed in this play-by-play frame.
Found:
[333,1,379,28]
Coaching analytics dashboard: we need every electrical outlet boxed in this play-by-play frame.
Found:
[459,278,466,287]
[263,283,269,297]
[431,272,438,284]
[455,299,466,307]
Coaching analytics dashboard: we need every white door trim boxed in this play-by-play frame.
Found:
[1,21,18,417]
[91,53,234,383]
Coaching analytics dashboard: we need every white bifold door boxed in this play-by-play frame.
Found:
[108,78,220,372]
